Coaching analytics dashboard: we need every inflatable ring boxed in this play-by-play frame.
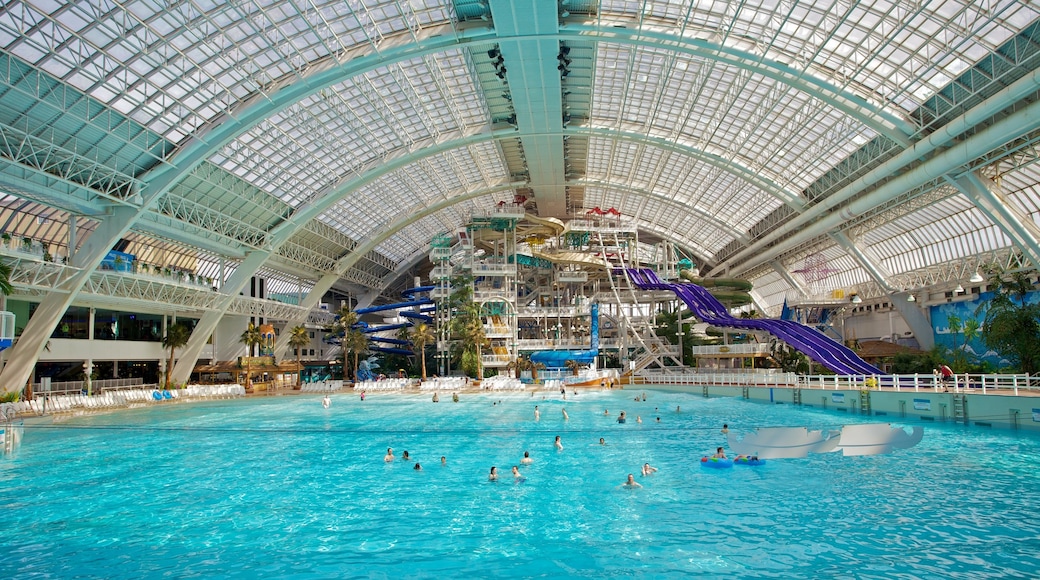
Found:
[734,456,766,466]
[162,390,173,399]
[151,391,163,401]
[700,456,734,469]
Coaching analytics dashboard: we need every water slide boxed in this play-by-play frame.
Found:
[529,303,600,367]
[623,269,883,376]
[348,286,436,356]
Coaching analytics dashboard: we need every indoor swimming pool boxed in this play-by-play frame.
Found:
[1,388,1037,578]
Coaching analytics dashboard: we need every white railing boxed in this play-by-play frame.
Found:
[689,343,771,356]
[635,370,1040,395]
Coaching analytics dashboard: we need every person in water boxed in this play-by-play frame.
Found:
[721,424,729,434]
[617,411,626,424]
[488,466,498,481]
[384,448,394,462]
[534,405,540,421]
[623,474,642,488]
[712,447,727,459]
[432,392,439,403]
[452,392,459,403]
[402,450,410,461]
[413,463,422,471]
[521,451,533,465]
[562,408,569,420]
[554,435,564,450]
[511,465,523,479]
[642,463,658,476]
[599,437,606,445]
[322,394,330,409]
[440,456,447,465]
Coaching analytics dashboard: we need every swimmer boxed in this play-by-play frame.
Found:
[534,405,540,421]
[554,435,564,451]
[721,423,729,434]
[642,463,658,476]
[617,411,626,424]
[402,450,410,461]
[521,450,533,464]
[414,463,422,471]
[452,392,459,403]
[622,474,642,488]
[384,448,394,462]
[712,447,726,459]
[599,437,606,445]
[489,466,498,481]
[636,416,642,423]
[641,392,646,402]
[676,406,681,413]
[360,391,366,401]
[432,392,439,403]
[656,417,661,422]
[441,456,447,465]
[562,408,569,420]
[604,409,609,416]
[511,465,522,479]
[322,394,330,409]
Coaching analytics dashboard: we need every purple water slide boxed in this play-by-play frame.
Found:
[625,268,884,376]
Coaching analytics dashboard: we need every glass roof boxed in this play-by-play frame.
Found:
[0,0,1038,313]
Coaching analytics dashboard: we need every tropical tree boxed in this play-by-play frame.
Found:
[343,329,370,381]
[239,322,263,390]
[287,325,310,389]
[976,267,1040,373]
[326,306,369,381]
[0,260,13,296]
[161,322,192,389]
[409,322,436,380]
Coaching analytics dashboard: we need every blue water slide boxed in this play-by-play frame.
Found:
[347,286,437,356]
[369,336,411,346]
[529,304,600,367]
[623,269,884,376]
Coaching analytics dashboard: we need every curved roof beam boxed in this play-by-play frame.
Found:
[563,25,916,144]
[577,128,805,210]
[713,79,1040,278]
[146,22,912,213]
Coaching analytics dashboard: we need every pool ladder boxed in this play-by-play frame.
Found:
[859,389,872,416]
[952,394,968,423]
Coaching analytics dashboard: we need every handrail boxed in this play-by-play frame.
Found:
[634,370,1039,395]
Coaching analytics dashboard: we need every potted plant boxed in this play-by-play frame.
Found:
[42,243,52,262]
[1,232,10,248]
[22,237,32,252]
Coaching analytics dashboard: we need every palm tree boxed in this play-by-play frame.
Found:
[0,260,13,296]
[410,322,436,380]
[459,315,489,379]
[344,329,370,381]
[326,306,368,381]
[161,322,192,389]
[240,322,263,390]
[287,325,310,389]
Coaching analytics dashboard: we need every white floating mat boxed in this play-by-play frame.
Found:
[834,423,924,456]
[727,427,841,459]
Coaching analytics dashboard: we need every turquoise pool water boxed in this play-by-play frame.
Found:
[2,388,1038,578]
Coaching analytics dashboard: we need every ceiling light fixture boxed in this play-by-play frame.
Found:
[907,294,916,302]
[851,294,862,304]
[954,285,964,294]
[969,271,984,283]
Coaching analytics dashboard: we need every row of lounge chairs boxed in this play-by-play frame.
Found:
[0,384,245,417]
